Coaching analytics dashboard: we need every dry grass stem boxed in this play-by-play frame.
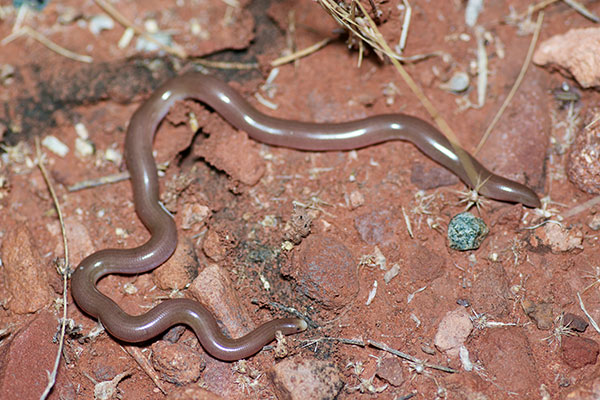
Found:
[36,137,70,400]
[92,0,187,58]
[367,339,457,373]
[577,292,600,334]
[475,12,544,154]
[518,0,598,22]
[194,58,259,70]
[68,162,168,192]
[122,345,167,394]
[2,26,93,63]
[272,37,334,67]
[562,195,600,219]
[563,0,600,22]
[315,0,438,63]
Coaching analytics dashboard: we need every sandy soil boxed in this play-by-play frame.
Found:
[1,1,600,399]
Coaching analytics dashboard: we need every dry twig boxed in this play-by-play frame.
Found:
[37,137,70,400]
[2,26,92,63]
[475,12,544,154]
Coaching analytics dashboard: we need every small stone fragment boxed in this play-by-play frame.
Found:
[349,189,365,209]
[568,122,600,194]
[588,214,600,231]
[375,357,404,387]
[181,203,211,231]
[522,300,554,330]
[564,313,589,333]
[202,228,227,262]
[533,27,600,88]
[268,358,343,400]
[434,307,473,357]
[440,71,470,93]
[89,14,115,35]
[42,135,69,157]
[447,212,489,251]
[537,223,583,253]
[193,127,265,186]
[153,238,199,290]
[1,226,53,313]
[151,341,205,384]
[188,264,254,337]
[289,234,359,309]
[283,204,312,245]
[562,336,599,368]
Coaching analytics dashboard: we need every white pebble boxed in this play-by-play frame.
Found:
[42,135,69,157]
[104,148,122,164]
[365,280,378,306]
[89,14,114,35]
[75,137,94,157]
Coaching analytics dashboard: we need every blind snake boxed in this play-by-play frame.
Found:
[71,72,540,361]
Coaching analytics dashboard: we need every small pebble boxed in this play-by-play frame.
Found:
[588,214,600,231]
[562,336,599,368]
[151,341,205,384]
[268,358,343,400]
[42,135,69,157]
[376,357,404,387]
[440,72,470,93]
[447,212,489,251]
[521,299,554,330]
[434,307,473,357]
[89,14,114,35]
[563,313,588,333]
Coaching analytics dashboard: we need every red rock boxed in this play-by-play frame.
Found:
[290,234,358,309]
[1,225,53,313]
[522,300,554,331]
[564,313,589,333]
[472,327,539,397]
[188,263,254,338]
[151,340,205,384]
[166,386,224,400]
[376,357,404,387]
[268,357,343,400]
[153,237,199,290]
[354,209,396,245]
[536,223,584,253]
[568,122,600,194]
[534,27,600,88]
[434,307,473,357]
[562,336,599,369]
[193,117,265,185]
[0,311,69,399]
[202,228,228,262]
